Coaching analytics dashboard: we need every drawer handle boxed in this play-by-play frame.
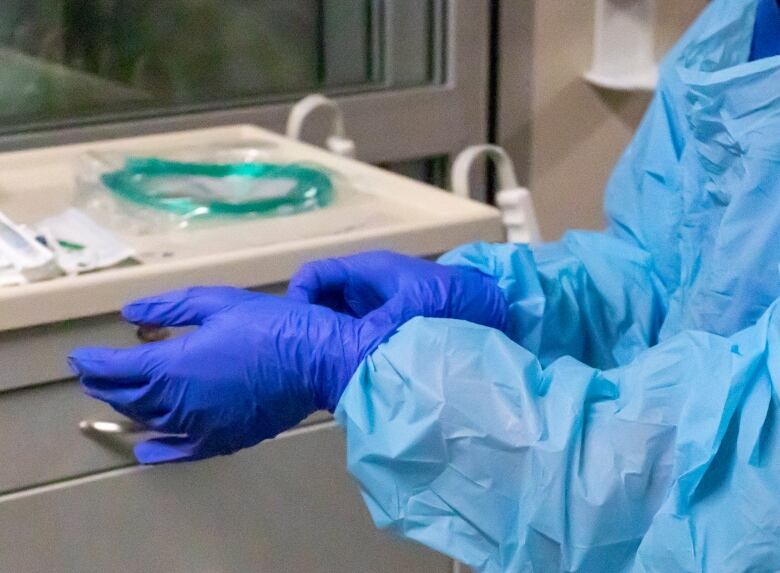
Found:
[79,419,145,435]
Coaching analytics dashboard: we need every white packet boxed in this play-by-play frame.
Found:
[0,210,58,283]
[36,208,136,275]
[0,251,25,287]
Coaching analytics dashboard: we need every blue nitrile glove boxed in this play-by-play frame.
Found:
[68,286,400,464]
[750,0,780,61]
[286,250,508,331]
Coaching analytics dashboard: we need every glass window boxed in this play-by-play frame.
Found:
[0,0,444,133]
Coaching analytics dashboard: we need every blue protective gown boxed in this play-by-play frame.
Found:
[336,0,780,571]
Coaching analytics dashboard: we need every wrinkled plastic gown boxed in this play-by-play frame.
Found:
[336,0,780,571]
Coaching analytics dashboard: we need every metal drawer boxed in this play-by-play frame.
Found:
[0,425,450,573]
[0,314,138,393]
[0,377,330,494]
[0,379,131,493]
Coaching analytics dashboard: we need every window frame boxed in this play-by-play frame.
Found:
[0,1,490,197]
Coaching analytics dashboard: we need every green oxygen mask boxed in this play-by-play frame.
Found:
[100,157,335,219]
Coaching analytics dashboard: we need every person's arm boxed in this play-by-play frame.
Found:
[336,303,780,572]
[284,88,687,372]
[441,77,691,369]
[439,233,667,370]
[286,87,686,371]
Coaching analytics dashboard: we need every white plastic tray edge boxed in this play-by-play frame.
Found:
[0,125,503,331]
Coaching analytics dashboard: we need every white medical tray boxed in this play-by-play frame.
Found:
[0,124,502,331]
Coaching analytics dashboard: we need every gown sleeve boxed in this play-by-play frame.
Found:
[438,80,688,369]
[335,302,780,572]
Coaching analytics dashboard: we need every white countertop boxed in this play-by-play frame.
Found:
[0,124,502,331]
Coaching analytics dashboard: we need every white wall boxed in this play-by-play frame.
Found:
[498,0,707,239]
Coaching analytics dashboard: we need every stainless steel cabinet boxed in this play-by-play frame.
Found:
[0,426,451,573]
[0,125,502,571]
[0,305,450,572]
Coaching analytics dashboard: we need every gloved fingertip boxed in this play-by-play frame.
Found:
[285,284,313,303]
[67,345,155,383]
[120,302,149,324]
[134,437,197,465]
[67,345,98,360]
[121,286,202,325]
[67,354,82,376]
[122,286,256,327]
[76,374,96,391]
[77,377,129,408]
[122,300,178,325]
[67,347,111,374]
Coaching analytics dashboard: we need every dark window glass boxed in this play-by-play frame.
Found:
[0,0,444,133]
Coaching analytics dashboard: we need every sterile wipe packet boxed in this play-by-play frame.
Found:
[0,210,59,283]
[36,208,136,275]
[0,251,25,287]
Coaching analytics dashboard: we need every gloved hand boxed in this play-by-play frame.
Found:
[68,286,398,464]
[287,250,507,331]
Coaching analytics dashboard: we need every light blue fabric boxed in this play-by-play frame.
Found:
[337,0,780,570]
